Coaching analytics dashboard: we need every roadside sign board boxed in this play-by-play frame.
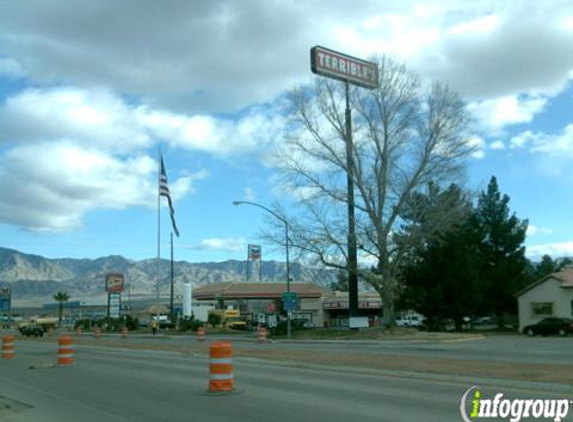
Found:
[267,314,278,328]
[108,293,121,319]
[310,45,379,89]
[349,317,369,329]
[0,287,11,312]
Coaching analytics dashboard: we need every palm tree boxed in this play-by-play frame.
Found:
[53,292,70,325]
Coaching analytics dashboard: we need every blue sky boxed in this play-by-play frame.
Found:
[1,0,573,263]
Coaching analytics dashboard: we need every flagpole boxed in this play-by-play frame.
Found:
[156,151,161,306]
[170,231,174,322]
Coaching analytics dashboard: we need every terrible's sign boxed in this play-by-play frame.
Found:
[310,46,379,89]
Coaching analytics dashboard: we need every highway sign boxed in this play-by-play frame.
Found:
[281,292,297,301]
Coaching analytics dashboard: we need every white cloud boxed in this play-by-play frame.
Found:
[526,225,554,237]
[527,241,573,259]
[467,95,547,130]
[2,1,572,114]
[0,86,286,157]
[489,140,505,150]
[0,87,151,153]
[195,237,245,253]
[509,125,573,155]
[414,3,573,99]
[0,142,204,231]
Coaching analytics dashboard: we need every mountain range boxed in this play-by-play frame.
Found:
[0,247,337,305]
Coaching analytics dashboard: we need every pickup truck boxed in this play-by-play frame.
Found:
[19,324,45,337]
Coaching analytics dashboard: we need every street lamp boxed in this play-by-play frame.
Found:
[232,200,291,339]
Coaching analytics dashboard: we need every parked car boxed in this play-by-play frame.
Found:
[523,318,573,337]
[396,314,425,328]
[19,324,45,337]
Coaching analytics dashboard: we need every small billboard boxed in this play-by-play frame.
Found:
[106,273,125,293]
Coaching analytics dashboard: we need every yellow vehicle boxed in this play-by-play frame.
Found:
[208,309,247,330]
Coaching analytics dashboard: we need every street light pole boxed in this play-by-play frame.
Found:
[232,200,291,339]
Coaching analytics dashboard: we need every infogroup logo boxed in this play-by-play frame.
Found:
[460,386,570,422]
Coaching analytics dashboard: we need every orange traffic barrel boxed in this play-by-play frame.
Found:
[1,335,15,359]
[75,326,82,336]
[94,327,101,339]
[57,335,74,366]
[208,341,234,392]
[257,327,267,343]
[196,326,206,341]
[121,326,128,339]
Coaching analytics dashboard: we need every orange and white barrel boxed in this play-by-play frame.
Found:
[121,326,128,339]
[257,327,267,343]
[57,335,74,366]
[208,341,234,392]
[196,326,206,341]
[94,327,101,339]
[1,335,15,359]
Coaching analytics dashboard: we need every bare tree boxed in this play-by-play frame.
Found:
[273,56,474,324]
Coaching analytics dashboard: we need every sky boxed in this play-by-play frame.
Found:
[1,0,573,263]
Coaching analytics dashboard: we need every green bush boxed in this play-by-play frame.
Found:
[208,313,222,328]
[178,317,203,333]
[79,316,139,332]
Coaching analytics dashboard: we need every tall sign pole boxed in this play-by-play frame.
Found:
[310,46,379,323]
[344,80,359,320]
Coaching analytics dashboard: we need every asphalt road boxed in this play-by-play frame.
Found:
[1,339,572,422]
[116,331,573,365]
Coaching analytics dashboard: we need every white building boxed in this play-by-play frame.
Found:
[516,268,573,332]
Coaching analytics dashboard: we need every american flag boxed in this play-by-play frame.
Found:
[159,155,180,237]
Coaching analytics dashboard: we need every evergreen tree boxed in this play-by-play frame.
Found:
[535,254,557,280]
[399,184,482,331]
[473,176,528,326]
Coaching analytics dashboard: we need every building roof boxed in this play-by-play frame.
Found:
[193,282,328,300]
[516,268,573,297]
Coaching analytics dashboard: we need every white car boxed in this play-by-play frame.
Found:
[396,315,425,328]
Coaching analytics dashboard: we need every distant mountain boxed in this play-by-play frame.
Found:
[0,247,337,304]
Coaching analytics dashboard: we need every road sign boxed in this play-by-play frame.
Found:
[267,314,277,328]
[283,300,296,311]
[281,292,297,301]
